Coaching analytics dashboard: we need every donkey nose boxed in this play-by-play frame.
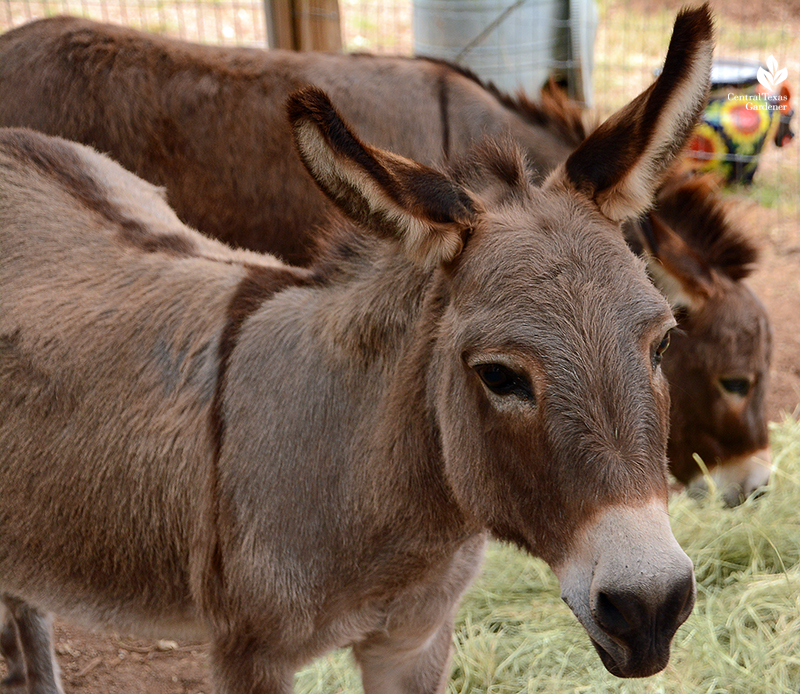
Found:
[689,448,772,507]
[594,588,644,639]
[591,564,695,676]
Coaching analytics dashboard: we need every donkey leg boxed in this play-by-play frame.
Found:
[1,598,63,694]
[0,607,26,689]
[209,636,294,694]
[354,616,455,694]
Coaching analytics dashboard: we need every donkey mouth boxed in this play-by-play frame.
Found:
[588,637,669,679]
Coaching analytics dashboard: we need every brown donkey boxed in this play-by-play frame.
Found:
[0,9,770,502]
[628,172,772,505]
[0,8,712,692]
[0,16,584,263]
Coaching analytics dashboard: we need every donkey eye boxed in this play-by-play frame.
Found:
[653,331,671,367]
[719,377,752,397]
[474,363,534,401]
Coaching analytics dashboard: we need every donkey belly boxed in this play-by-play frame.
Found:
[0,332,209,641]
[0,448,203,642]
[0,467,204,642]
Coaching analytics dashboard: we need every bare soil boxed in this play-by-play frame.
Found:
[1,623,212,694]
[747,212,800,422]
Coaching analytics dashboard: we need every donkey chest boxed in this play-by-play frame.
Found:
[310,533,488,652]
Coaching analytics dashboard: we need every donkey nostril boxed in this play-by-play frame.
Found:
[669,569,697,627]
[723,481,769,507]
[594,589,641,641]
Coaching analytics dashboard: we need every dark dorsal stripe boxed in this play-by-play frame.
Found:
[419,57,586,147]
[210,263,314,460]
[346,53,586,153]
[437,69,451,161]
[2,128,197,257]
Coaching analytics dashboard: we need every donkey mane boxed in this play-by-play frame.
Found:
[517,78,589,148]
[361,52,589,149]
[450,63,588,148]
[655,171,759,280]
[309,216,376,280]
[430,57,588,147]
[306,215,435,361]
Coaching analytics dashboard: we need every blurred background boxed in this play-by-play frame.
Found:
[2,0,796,226]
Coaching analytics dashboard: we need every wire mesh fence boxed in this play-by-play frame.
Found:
[2,0,267,44]
[1,0,798,226]
[0,0,411,48]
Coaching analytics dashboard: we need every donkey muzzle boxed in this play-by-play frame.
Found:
[555,499,695,678]
[687,447,772,507]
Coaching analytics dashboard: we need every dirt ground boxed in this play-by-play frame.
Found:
[2,626,212,694]
[746,215,800,423]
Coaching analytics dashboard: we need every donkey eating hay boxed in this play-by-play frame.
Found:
[0,8,711,693]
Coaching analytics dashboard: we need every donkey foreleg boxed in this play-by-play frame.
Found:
[353,535,485,693]
[354,615,454,694]
[0,607,25,688]
[209,635,295,694]
[0,598,63,694]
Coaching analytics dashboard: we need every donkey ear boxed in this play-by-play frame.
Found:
[287,86,477,266]
[637,212,715,310]
[554,4,714,221]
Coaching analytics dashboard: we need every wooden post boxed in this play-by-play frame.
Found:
[265,0,342,51]
[295,0,342,51]
[265,0,295,50]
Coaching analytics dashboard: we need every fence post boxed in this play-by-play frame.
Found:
[264,0,342,51]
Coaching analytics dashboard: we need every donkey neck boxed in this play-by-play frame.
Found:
[309,234,433,364]
[311,237,471,534]
[222,237,475,559]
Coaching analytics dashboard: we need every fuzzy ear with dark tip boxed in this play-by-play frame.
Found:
[636,213,716,310]
[549,4,714,221]
[654,169,760,282]
[286,86,477,266]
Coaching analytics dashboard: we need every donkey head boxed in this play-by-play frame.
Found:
[634,172,772,505]
[287,5,712,678]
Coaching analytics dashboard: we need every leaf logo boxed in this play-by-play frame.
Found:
[757,55,788,91]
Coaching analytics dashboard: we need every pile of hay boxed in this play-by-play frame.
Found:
[295,416,800,693]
